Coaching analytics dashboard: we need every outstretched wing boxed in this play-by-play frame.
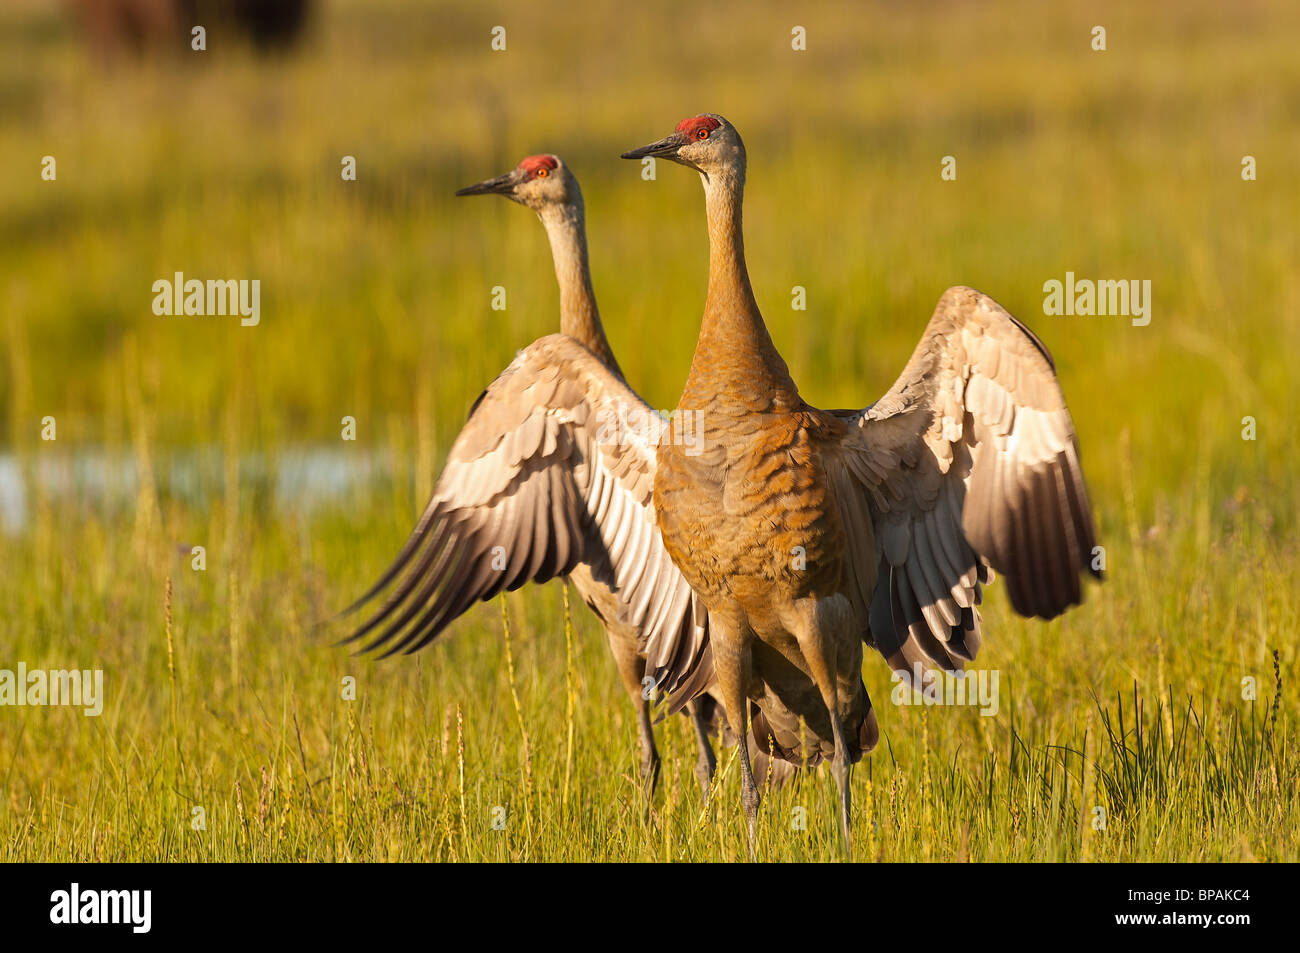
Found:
[340,333,712,698]
[828,285,1100,674]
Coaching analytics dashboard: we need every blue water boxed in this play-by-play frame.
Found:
[0,448,397,535]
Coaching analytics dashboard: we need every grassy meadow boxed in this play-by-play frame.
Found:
[1,0,1297,861]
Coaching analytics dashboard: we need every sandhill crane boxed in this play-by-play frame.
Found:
[621,114,1100,849]
[342,154,724,797]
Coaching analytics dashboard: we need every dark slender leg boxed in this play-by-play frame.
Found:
[714,624,759,858]
[686,699,717,799]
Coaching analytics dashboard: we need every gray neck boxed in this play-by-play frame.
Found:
[539,203,623,379]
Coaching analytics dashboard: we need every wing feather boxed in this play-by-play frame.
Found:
[827,286,1100,675]
[341,334,711,698]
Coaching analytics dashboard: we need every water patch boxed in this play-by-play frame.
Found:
[0,447,397,535]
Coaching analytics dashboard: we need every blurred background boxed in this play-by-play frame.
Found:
[0,0,1296,861]
[3,0,1297,517]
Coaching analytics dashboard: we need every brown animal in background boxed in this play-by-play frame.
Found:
[66,0,177,59]
[66,0,310,59]
[622,113,1100,852]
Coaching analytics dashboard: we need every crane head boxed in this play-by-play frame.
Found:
[619,114,743,179]
[455,154,580,212]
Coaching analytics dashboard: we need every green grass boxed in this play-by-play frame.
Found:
[1,0,1297,861]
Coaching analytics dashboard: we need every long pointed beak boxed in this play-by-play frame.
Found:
[455,171,518,197]
[620,133,685,161]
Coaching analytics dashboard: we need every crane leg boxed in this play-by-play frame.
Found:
[686,698,717,799]
[827,709,853,856]
[634,698,661,799]
[789,597,855,858]
[606,627,660,799]
[713,618,759,858]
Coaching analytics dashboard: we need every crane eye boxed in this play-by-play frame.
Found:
[536,167,548,177]
[695,128,709,140]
